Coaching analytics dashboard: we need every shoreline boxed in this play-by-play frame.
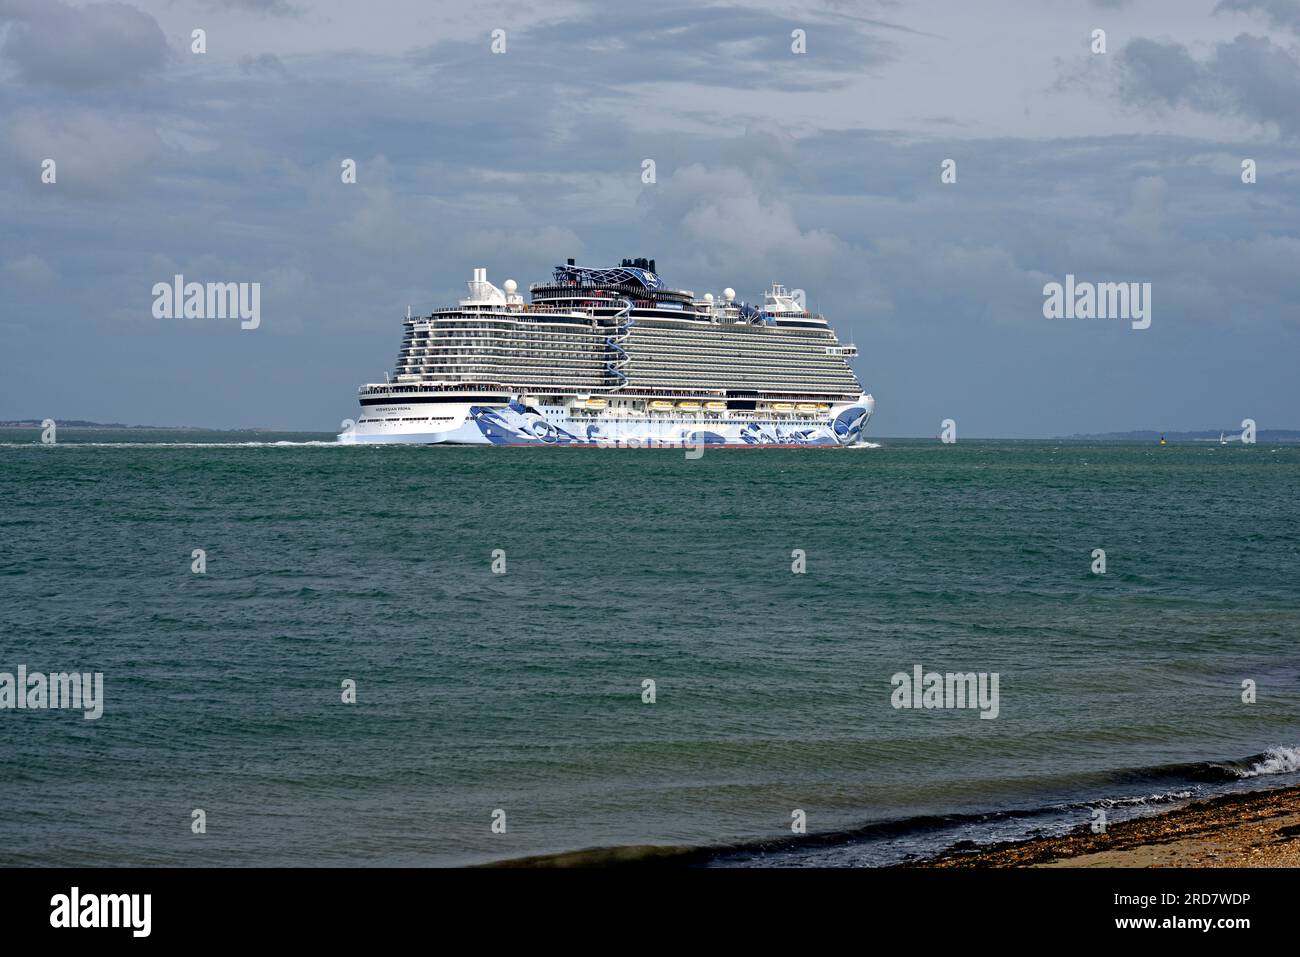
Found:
[915,784,1300,868]
[484,782,1300,869]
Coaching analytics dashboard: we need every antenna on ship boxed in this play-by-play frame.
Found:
[407,305,412,320]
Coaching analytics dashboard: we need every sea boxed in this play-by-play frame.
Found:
[1,430,1298,867]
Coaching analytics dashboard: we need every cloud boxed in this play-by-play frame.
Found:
[460,226,586,265]
[868,237,1054,327]
[1118,33,1300,137]
[633,162,848,293]
[239,53,290,79]
[2,108,166,196]
[3,253,58,284]
[1118,39,1204,107]
[409,5,900,94]
[0,0,167,89]
[1124,174,1169,239]
[1214,0,1300,34]
[204,0,299,14]
[1,1,1298,435]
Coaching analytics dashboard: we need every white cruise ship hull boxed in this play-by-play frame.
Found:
[338,396,875,447]
[339,261,878,448]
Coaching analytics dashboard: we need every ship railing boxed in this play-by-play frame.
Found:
[358,382,510,396]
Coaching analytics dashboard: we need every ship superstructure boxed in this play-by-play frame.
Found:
[338,259,874,446]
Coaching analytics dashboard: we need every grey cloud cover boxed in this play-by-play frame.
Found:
[0,0,168,87]
[1,0,1297,437]
[1119,33,1300,136]
[1215,0,1300,33]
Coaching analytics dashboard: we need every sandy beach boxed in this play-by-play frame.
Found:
[919,785,1300,868]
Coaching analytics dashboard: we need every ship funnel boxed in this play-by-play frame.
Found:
[462,266,507,306]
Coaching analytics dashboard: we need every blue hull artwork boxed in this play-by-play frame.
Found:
[467,401,872,447]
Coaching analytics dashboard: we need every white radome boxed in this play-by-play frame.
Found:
[504,279,518,294]
[723,287,735,302]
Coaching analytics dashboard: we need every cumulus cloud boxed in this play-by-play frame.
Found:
[411,5,900,94]
[1118,33,1300,137]
[2,108,165,196]
[1,0,1298,434]
[869,237,1055,327]
[635,163,847,289]
[1118,39,1205,107]
[0,0,167,89]
[1214,0,1300,34]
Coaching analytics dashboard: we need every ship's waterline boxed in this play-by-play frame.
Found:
[338,260,874,447]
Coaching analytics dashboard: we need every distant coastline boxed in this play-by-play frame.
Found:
[1060,429,1300,442]
[0,420,281,433]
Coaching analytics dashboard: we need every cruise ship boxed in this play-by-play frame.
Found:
[337,259,874,447]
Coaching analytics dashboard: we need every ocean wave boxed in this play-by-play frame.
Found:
[1237,746,1300,778]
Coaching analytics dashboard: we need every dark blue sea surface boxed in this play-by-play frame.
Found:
[1,431,1298,866]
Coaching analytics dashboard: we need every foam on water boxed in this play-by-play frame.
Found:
[1238,746,1300,778]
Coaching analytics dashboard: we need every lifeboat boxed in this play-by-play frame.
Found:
[649,400,674,411]
[582,398,608,409]
[705,401,727,411]
[796,403,818,413]
[772,403,795,413]
[677,401,701,412]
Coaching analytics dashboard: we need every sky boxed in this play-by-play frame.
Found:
[1,0,1297,436]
